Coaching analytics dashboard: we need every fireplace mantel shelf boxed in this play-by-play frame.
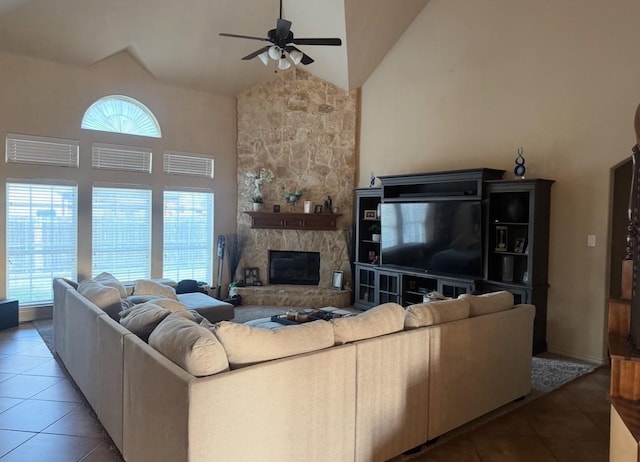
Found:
[245,211,342,230]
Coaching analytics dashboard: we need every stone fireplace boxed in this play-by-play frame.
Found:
[233,69,357,307]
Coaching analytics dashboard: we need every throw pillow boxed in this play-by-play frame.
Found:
[213,320,335,369]
[330,302,405,345]
[150,298,188,313]
[134,279,178,300]
[94,271,127,299]
[119,302,171,342]
[459,291,514,317]
[404,298,471,329]
[149,312,229,377]
[77,278,123,320]
[125,294,164,305]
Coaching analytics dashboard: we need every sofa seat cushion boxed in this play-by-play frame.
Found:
[459,291,514,317]
[176,292,234,323]
[213,320,335,368]
[404,298,471,329]
[77,278,123,321]
[119,302,171,342]
[330,303,405,345]
[149,312,229,377]
[94,271,127,299]
[134,279,178,300]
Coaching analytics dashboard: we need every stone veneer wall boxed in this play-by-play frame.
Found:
[236,68,357,290]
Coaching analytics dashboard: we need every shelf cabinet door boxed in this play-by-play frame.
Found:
[354,264,377,310]
[377,270,401,305]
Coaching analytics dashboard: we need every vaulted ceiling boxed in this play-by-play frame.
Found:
[0,0,429,96]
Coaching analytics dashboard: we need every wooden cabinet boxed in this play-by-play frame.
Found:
[352,171,553,353]
[353,263,401,310]
[481,179,553,354]
[245,211,341,230]
[354,188,381,265]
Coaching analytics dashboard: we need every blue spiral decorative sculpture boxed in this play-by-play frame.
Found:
[514,147,526,179]
[370,171,376,188]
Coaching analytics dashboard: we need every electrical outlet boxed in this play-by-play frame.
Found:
[587,235,596,247]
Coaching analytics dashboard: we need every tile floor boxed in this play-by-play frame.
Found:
[0,322,122,461]
[0,322,610,461]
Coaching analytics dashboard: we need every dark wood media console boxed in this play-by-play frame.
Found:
[353,168,553,354]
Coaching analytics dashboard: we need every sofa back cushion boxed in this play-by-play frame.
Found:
[94,271,127,299]
[77,278,123,320]
[404,298,470,329]
[149,312,229,377]
[119,302,171,342]
[459,291,514,317]
[134,279,178,300]
[213,320,335,369]
[331,303,405,345]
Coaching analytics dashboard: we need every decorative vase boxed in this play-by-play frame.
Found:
[372,233,381,243]
[252,202,263,211]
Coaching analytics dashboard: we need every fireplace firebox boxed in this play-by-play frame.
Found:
[269,250,320,285]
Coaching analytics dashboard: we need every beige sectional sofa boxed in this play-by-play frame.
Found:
[52,277,534,462]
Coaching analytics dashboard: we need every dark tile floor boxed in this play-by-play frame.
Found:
[0,322,610,461]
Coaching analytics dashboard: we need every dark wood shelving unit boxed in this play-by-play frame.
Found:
[245,211,342,230]
[352,170,553,353]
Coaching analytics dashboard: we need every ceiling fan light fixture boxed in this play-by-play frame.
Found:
[258,51,270,66]
[268,45,281,60]
[289,49,303,65]
[278,54,292,70]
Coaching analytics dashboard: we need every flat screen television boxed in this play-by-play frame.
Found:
[380,201,482,278]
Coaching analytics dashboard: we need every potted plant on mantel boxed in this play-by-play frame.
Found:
[369,223,381,242]
[245,168,273,212]
[251,195,264,211]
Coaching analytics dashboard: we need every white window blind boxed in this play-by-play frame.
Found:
[81,95,162,138]
[6,181,78,306]
[163,190,214,283]
[6,133,79,168]
[92,186,151,283]
[163,151,214,178]
[92,143,152,173]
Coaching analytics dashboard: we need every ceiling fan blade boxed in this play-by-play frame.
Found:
[276,18,292,40]
[219,33,268,42]
[292,38,342,46]
[242,46,271,60]
[285,46,314,65]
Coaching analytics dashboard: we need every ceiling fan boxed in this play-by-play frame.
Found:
[219,0,342,70]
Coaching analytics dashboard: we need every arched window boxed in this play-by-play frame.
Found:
[81,95,162,138]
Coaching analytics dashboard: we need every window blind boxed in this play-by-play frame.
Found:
[92,143,152,173]
[6,181,78,305]
[6,133,79,168]
[163,151,214,178]
[92,186,151,283]
[163,190,214,283]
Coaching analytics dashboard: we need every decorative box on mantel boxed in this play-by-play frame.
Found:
[245,212,342,230]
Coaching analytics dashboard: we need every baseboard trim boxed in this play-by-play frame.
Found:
[19,306,53,323]
[546,346,607,366]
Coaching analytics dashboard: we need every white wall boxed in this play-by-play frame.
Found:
[0,50,237,299]
[359,0,640,363]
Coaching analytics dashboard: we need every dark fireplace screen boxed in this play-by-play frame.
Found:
[269,250,320,285]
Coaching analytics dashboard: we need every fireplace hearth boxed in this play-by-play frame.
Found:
[269,250,320,285]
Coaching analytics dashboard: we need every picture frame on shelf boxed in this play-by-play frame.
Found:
[331,270,344,290]
[514,238,526,253]
[273,205,280,213]
[314,205,323,214]
[363,210,377,220]
[244,267,259,286]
